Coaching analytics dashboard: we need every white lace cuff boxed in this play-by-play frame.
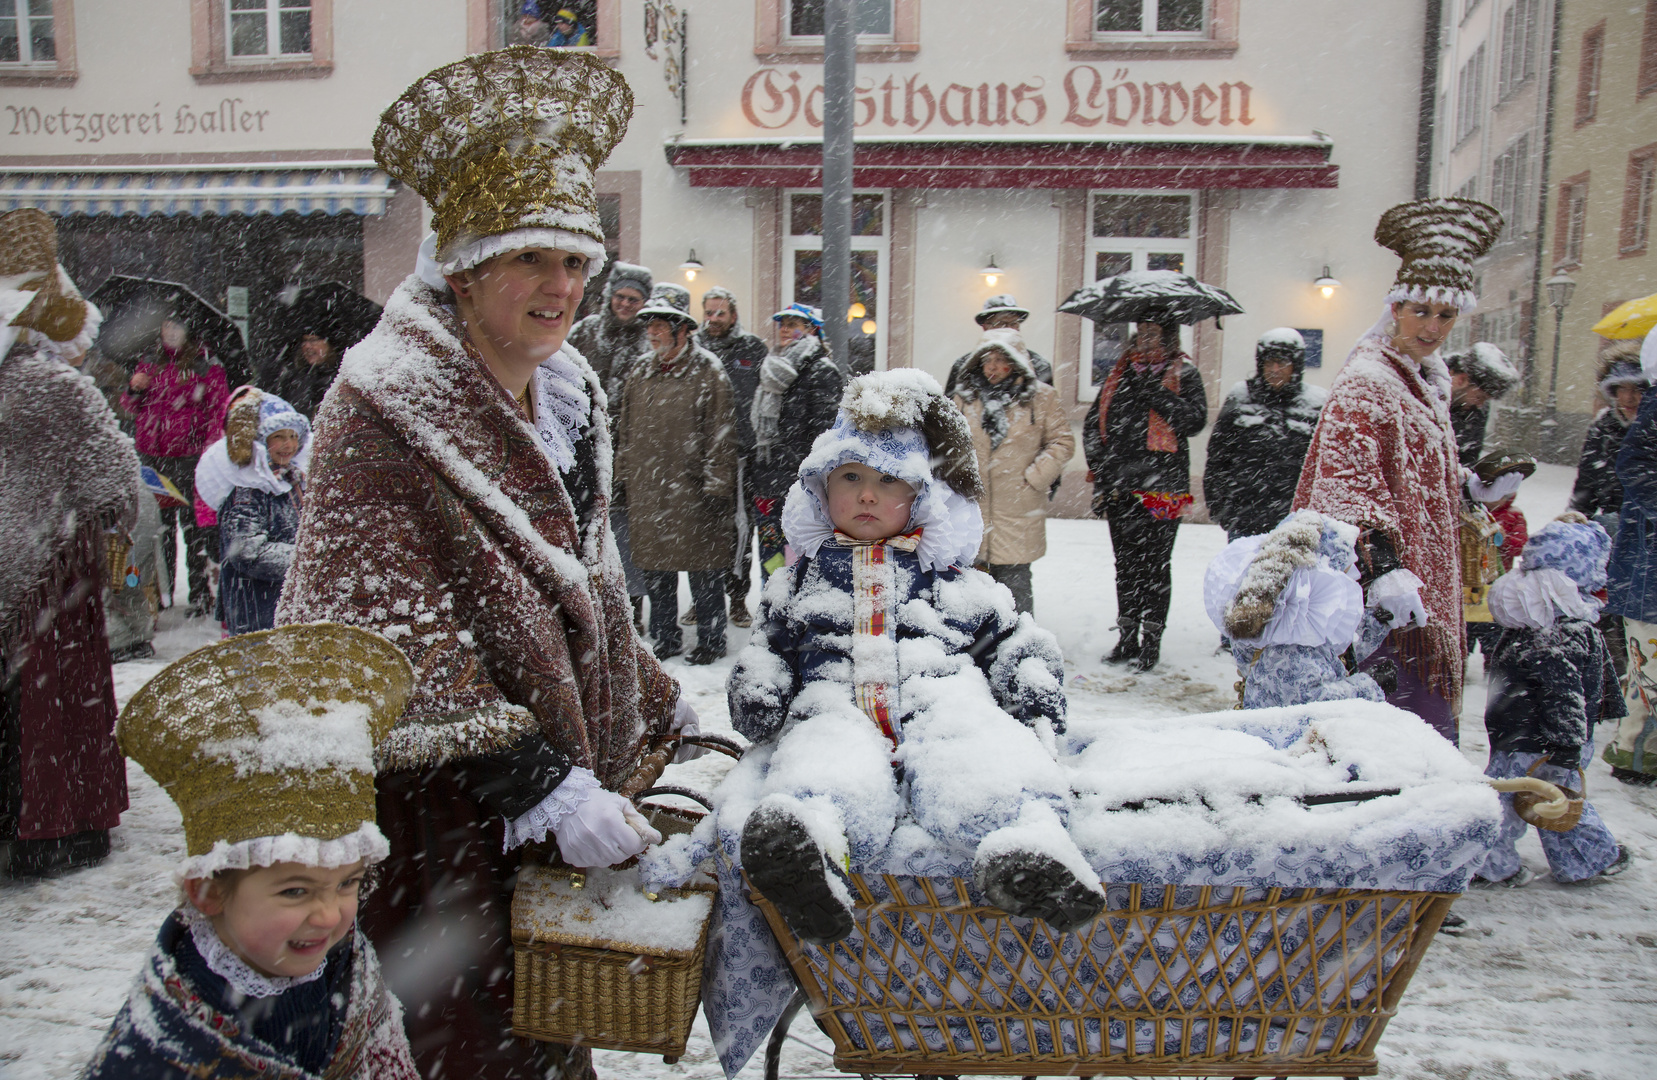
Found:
[503,766,599,851]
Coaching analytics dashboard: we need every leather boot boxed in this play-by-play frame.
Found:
[1104,620,1139,664]
[1134,621,1164,672]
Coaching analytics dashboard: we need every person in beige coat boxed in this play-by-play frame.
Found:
[615,282,738,663]
[951,327,1075,614]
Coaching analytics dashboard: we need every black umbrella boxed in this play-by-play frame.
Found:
[1058,270,1244,327]
[88,276,253,389]
[267,282,383,355]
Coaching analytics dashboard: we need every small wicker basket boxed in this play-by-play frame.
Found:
[1512,755,1586,832]
[510,863,715,1062]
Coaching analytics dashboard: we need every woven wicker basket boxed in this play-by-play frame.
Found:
[752,872,1456,1076]
[1460,503,1503,606]
[510,863,714,1061]
[1512,755,1586,832]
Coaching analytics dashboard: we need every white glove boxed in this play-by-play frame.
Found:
[1367,569,1429,630]
[1465,467,1523,504]
[670,695,707,763]
[504,767,663,867]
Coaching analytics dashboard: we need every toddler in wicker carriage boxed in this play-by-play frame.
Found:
[728,371,1104,945]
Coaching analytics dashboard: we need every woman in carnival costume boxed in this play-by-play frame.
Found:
[277,48,694,1079]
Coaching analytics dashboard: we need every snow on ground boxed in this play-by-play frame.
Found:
[3,463,1654,1079]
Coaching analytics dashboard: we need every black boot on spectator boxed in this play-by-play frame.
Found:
[1104,620,1139,665]
[1133,621,1164,672]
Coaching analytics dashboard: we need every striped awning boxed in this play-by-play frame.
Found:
[0,163,394,216]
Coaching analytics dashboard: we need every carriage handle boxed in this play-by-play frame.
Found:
[1487,776,1571,820]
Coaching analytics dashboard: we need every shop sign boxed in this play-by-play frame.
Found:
[741,65,1255,132]
[5,98,273,144]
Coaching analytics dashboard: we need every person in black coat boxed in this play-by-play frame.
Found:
[695,287,769,624]
[271,332,340,420]
[749,304,846,579]
[1445,342,1521,468]
[1203,329,1328,541]
[1082,319,1208,671]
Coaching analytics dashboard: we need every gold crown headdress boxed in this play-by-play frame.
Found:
[1376,197,1504,312]
[373,46,633,261]
[0,207,92,345]
[118,623,414,879]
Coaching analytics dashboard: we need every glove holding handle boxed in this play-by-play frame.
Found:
[1465,466,1523,504]
[1367,568,1428,630]
[503,766,664,867]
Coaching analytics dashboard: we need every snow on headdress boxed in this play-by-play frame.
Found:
[0,207,102,363]
[377,47,632,283]
[1376,196,1503,312]
[118,624,414,879]
[782,370,984,571]
[1203,510,1365,648]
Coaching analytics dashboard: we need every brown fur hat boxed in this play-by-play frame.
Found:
[1223,510,1325,640]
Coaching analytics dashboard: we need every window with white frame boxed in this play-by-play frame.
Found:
[1622,151,1655,254]
[1080,191,1197,401]
[0,0,55,64]
[1094,0,1206,38]
[787,0,893,41]
[1455,44,1486,145]
[1559,179,1588,266]
[1497,0,1540,100]
[1490,134,1530,235]
[783,190,889,371]
[228,0,311,59]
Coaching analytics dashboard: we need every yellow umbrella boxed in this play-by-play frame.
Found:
[1591,292,1657,339]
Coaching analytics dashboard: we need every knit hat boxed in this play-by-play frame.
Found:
[1376,196,1503,311]
[975,294,1030,324]
[965,327,1035,379]
[1445,341,1520,398]
[635,281,697,329]
[782,370,985,571]
[1255,327,1306,368]
[376,47,632,283]
[605,261,653,300]
[117,623,414,879]
[772,301,824,333]
[0,207,101,362]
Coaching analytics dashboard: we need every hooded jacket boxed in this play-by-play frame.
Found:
[1204,349,1329,538]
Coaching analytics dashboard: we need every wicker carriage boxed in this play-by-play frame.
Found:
[750,872,1457,1080]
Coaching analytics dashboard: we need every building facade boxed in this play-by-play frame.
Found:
[2,0,1434,512]
[1530,0,1657,459]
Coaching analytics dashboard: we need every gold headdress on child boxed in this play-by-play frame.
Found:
[118,623,413,879]
[373,46,633,266]
[0,207,97,350]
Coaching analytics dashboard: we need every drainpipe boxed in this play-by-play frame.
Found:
[1415,0,1443,198]
[821,0,854,367]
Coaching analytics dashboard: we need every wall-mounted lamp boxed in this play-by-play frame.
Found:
[847,302,867,321]
[680,249,704,282]
[1314,265,1340,299]
[980,257,1002,288]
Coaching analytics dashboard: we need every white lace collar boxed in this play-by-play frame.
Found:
[531,350,592,474]
[182,905,330,999]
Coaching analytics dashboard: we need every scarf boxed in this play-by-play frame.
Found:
[751,335,826,462]
[834,528,923,749]
[957,370,1029,449]
[1096,346,1185,454]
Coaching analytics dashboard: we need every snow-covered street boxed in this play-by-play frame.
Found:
[2,464,1653,1080]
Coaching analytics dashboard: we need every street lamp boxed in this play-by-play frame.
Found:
[1542,271,1576,429]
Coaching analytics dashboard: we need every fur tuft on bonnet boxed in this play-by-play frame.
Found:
[838,370,985,501]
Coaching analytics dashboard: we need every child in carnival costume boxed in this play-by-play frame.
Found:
[1476,515,1631,885]
[85,624,421,1080]
[729,370,1103,944]
[1204,509,1408,709]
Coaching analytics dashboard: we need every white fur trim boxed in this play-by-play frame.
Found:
[1384,282,1478,313]
[780,473,983,573]
[416,228,609,290]
[176,821,389,881]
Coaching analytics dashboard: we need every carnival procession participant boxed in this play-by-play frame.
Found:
[695,285,767,626]
[88,625,421,1080]
[614,283,738,663]
[1294,196,1504,743]
[749,302,846,579]
[277,48,691,1079]
[1082,318,1208,673]
[0,208,137,879]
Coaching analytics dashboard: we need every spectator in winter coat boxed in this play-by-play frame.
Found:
[731,371,1099,947]
[1604,330,1657,785]
[749,303,846,579]
[1083,319,1208,671]
[1570,353,1647,529]
[1445,342,1521,468]
[271,332,341,421]
[1296,196,1504,745]
[1203,328,1329,542]
[1477,516,1629,884]
[1205,511,1396,710]
[0,211,136,878]
[568,259,653,615]
[696,287,767,627]
[950,327,1074,615]
[614,283,738,664]
[198,393,310,636]
[121,314,230,616]
[942,295,1054,396]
